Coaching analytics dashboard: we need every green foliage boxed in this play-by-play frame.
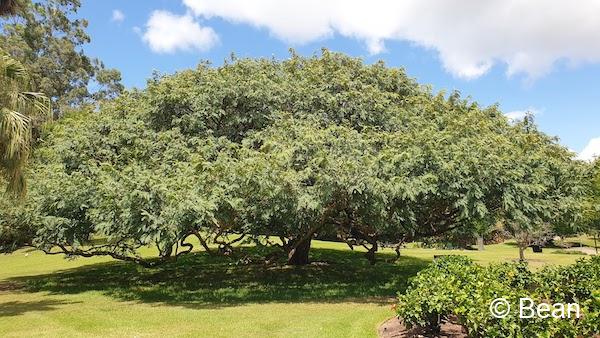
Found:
[397,256,600,337]
[147,51,420,140]
[0,51,587,266]
[1,94,212,262]
[0,0,123,113]
[0,53,50,195]
[582,160,600,235]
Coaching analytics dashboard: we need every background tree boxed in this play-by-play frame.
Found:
[0,0,123,115]
[582,159,600,253]
[501,115,586,261]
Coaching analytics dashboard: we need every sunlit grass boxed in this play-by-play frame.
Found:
[0,239,590,337]
[562,234,600,249]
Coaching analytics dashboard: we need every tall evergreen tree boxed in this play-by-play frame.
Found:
[0,0,123,115]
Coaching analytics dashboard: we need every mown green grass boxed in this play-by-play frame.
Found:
[562,234,600,249]
[0,240,589,337]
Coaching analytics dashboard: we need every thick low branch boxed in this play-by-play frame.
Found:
[192,230,213,254]
[43,240,196,268]
[176,236,194,258]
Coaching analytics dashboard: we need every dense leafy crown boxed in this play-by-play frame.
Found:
[0,51,586,265]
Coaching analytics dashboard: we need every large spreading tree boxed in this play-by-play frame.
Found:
[0,51,587,265]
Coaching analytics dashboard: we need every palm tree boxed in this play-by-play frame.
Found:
[0,54,50,196]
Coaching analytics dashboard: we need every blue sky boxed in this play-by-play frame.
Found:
[80,0,600,159]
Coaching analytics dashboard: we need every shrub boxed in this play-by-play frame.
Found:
[396,256,600,337]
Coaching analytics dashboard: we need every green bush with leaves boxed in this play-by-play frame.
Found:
[397,256,600,337]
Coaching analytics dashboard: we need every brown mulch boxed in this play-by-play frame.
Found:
[378,317,467,338]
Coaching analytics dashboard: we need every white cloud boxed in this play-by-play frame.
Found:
[577,137,600,162]
[182,0,600,80]
[112,9,125,23]
[504,108,540,122]
[142,10,218,53]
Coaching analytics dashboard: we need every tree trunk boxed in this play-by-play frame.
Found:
[394,245,401,259]
[594,233,598,255]
[518,245,526,261]
[287,237,311,265]
[365,241,378,265]
[477,235,485,251]
[0,0,19,16]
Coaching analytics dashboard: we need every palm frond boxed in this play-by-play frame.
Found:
[18,92,52,118]
[0,53,50,197]
[0,108,30,197]
[0,152,27,198]
[0,54,28,82]
[0,108,31,158]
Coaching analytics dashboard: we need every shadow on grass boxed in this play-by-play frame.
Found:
[0,299,80,317]
[503,242,592,249]
[9,247,430,309]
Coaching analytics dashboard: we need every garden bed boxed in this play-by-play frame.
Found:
[378,317,466,338]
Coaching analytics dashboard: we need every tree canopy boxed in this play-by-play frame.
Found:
[0,51,587,265]
[0,0,123,114]
[582,159,600,240]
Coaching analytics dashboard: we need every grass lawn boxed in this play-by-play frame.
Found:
[562,234,600,249]
[0,239,590,337]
